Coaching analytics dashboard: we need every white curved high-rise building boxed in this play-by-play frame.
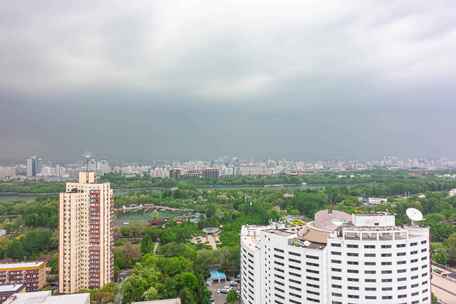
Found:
[241,210,430,304]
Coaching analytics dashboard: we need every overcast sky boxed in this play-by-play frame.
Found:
[1,0,455,162]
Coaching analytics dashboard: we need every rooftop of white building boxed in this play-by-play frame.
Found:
[242,210,428,250]
[0,284,24,293]
[4,291,90,304]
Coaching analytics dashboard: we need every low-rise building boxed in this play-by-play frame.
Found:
[0,262,46,291]
[0,284,24,303]
[4,291,90,304]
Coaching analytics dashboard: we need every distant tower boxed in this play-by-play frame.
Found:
[26,156,39,177]
[59,171,113,293]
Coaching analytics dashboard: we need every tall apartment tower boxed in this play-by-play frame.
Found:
[59,172,113,294]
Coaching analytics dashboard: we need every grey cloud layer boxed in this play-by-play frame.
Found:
[1,0,455,99]
[0,1,455,161]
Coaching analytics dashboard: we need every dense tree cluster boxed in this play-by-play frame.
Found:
[122,254,210,304]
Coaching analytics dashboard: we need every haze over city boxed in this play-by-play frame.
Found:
[1,1,456,161]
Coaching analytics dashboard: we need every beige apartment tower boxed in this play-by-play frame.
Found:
[59,172,113,294]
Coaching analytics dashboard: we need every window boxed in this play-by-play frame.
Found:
[289,258,300,264]
[306,255,319,260]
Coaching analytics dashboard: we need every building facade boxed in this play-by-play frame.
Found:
[0,262,46,292]
[0,284,24,304]
[241,211,431,304]
[59,172,113,294]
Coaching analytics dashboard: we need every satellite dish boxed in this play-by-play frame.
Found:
[406,208,423,222]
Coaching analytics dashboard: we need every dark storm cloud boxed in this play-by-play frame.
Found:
[0,1,455,161]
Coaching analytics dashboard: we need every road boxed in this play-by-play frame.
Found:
[209,282,228,304]
[431,265,456,304]
[207,234,218,250]
[432,275,456,304]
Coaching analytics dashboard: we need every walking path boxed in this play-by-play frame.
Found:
[153,242,159,254]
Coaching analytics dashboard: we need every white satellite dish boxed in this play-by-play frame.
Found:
[406,208,423,222]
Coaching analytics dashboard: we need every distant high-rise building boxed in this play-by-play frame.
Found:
[59,172,113,294]
[96,160,111,175]
[26,156,40,177]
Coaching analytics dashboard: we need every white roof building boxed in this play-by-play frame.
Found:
[4,291,90,304]
[241,210,431,304]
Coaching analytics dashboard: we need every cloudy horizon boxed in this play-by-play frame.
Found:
[1,1,455,162]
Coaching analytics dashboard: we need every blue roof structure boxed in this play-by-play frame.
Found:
[210,269,226,281]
